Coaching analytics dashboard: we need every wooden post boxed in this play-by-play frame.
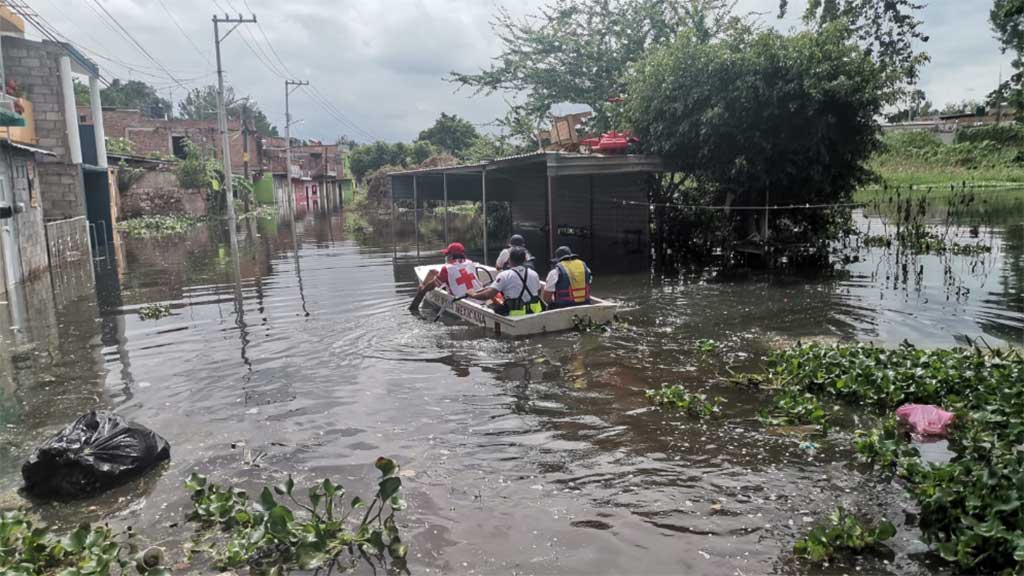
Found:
[443,171,449,245]
[481,167,488,264]
[547,175,556,259]
[413,174,419,258]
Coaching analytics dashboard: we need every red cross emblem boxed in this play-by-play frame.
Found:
[455,267,477,290]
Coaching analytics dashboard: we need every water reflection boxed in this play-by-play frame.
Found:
[0,193,1019,575]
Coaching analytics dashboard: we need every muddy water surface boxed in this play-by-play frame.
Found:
[0,195,1021,575]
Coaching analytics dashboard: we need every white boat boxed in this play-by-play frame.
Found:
[414,264,617,336]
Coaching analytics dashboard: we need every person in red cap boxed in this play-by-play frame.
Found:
[417,242,483,301]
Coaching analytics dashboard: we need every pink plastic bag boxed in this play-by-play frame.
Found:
[895,404,955,438]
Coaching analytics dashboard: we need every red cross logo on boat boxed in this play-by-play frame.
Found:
[455,268,477,290]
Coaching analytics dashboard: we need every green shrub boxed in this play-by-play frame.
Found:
[760,343,1024,572]
[955,124,1024,147]
[794,507,896,563]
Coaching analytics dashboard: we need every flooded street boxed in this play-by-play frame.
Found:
[0,193,1021,575]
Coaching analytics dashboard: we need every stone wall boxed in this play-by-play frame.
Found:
[2,37,85,221]
[119,168,206,218]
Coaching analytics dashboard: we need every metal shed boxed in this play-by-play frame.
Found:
[389,151,662,272]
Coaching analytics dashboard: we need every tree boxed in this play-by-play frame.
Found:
[178,85,226,121]
[779,0,929,103]
[450,0,738,138]
[178,85,278,136]
[99,79,171,118]
[990,0,1024,118]
[939,100,985,116]
[417,113,479,157]
[409,140,437,165]
[73,79,90,106]
[627,22,885,256]
[885,89,938,123]
[349,141,408,181]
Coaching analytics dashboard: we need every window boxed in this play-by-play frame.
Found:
[172,135,188,160]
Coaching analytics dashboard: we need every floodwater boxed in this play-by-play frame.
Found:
[0,191,1021,575]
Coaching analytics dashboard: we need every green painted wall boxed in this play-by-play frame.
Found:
[254,173,275,205]
[340,179,355,203]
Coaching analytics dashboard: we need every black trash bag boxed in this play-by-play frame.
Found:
[22,410,170,499]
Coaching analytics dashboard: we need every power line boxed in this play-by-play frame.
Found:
[83,0,189,90]
[156,0,213,66]
[243,0,295,78]
[305,84,378,141]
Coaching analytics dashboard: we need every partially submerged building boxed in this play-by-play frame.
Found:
[0,8,106,294]
[389,151,662,273]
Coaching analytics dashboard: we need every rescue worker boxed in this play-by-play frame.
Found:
[467,247,543,316]
[417,241,482,299]
[542,245,592,309]
[495,234,535,270]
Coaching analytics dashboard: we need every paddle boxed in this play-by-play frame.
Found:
[433,295,467,322]
[409,269,439,311]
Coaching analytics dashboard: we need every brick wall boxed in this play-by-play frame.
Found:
[2,37,85,220]
[94,108,257,173]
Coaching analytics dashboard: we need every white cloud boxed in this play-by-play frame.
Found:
[28,0,1013,142]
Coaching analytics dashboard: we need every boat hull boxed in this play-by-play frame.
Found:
[414,265,616,336]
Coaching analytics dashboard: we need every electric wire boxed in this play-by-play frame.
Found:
[82,0,189,90]
[156,0,213,66]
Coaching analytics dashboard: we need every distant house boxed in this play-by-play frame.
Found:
[81,108,261,174]
[261,139,345,211]
[881,106,1015,144]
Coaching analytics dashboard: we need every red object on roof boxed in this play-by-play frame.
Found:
[580,130,639,154]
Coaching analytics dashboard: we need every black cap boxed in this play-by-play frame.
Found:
[509,246,528,265]
[509,234,525,247]
[551,246,576,263]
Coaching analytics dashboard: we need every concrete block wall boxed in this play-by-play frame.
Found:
[2,37,85,220]
[120,168,206,218]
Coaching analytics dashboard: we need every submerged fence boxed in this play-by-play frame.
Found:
[44,216,91,266]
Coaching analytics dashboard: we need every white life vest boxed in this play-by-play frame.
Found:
[444,260,482,298]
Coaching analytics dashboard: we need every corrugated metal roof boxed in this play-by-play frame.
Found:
[0,139,56,156]
[387,151,549,176]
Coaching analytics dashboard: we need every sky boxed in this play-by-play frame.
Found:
[27,0,1014,143]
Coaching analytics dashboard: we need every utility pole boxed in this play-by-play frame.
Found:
[284,79,308,212]
[213,12,256,250]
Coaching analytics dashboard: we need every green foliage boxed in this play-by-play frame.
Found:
[417,113,479,158]
[73,78,91,107]
[462,134,520,163]
[694,338,718,355]
[0,509,166,576]
[955,124,1024,147]
[106,137,136,156]
[628,23,885,257]
[137,303,172,321]
[759,387,833,428]
[177,86,278,136]
[174,139,222,214]
[450,0,738,138]
[793,507,896,563]
[117,215,199,238]
[852,418,921,477]
[869,130,1024,186]
[760,342,1024,572]
[990,0,1024,118]
[646,384,723,418]
[99,79,171,119]
[408,141,437,166]
[186,457,408,573]
[779,0,928,103]
[350,142,410,182]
